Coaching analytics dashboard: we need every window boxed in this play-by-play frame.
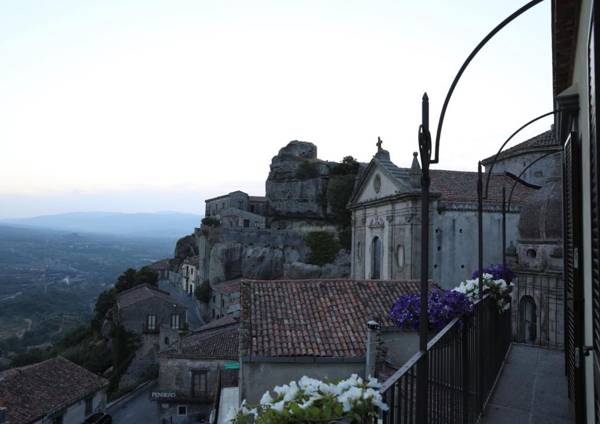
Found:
[243,219,250,228]
[85,396,93,416]
[164,336,170,345]
[51,415,63,424]
[171,314,180,330]
[177,405,187,416]
[191,370,208,397]
[396,245,405,269]
[371,236,382,279]
[147,314,156,331]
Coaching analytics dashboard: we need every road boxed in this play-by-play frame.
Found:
[159,280,205,330]
[107,381,161,424]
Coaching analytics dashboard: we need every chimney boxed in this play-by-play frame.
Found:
[365,320,381,378]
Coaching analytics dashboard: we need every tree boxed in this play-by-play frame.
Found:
[305,232,340,266]
[194,281,210,303]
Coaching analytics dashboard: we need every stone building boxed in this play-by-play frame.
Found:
[481,128,561,187]
[209,279,241,320]
[155,322,239,423]
[239,279,423,403]
[180,255,200,296]
[349,144,537,289]
[205,191,267,218]
[115,284,188,335]
[0,357,108,424]
[507,155,564,347]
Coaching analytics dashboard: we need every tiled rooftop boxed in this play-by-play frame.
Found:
[165,324,239,360]
[240,279,424,359]
[0,357,108,424]
[116,284,183,309]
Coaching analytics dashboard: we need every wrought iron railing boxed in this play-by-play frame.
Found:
[380,295,511,424]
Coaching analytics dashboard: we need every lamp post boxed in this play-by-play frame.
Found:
[415,1,546,422]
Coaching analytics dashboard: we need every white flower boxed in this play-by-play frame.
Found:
[338,386,363,412]
[271,400,285,411]
[283,381,299,402]
[260,391,274,406]
[366,376,382,389]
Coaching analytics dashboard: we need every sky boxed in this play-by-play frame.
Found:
[0,0,553,219]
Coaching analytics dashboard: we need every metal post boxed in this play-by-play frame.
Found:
[416,93,431,424]
[502,186,506,267]
[477,162,484,412]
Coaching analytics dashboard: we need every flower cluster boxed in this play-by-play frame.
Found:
[389,289,473,331]
[454,272,513,312]
[227,375,388,424]
[472,264,514,284]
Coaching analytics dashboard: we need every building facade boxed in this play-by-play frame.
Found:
[349,147,536,289]
[0,357,108,424]
[115,284,188,335]
[180,256,200,296]
[205,191,267,218]
[155,324,239,423]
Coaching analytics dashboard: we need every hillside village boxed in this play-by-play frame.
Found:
[0,127,566,424]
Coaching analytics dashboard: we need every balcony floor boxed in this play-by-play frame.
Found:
[481,343,573,424]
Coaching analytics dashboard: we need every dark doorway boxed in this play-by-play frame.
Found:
[519,295,537,343]
[371,236,382,279]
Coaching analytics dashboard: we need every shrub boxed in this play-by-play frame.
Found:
[202,216,221,227]
[327,174,356,227]
[305,231,340,266]
[295,160,320,180]
[194,280,210,303]
[471,264,514,283]
[331,156,359,176]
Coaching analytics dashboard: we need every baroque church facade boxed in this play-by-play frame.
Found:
[349,139,544,289]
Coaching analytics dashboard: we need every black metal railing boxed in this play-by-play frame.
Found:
[380,295,511,424]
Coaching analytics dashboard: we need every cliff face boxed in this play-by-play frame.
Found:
[169,234,199,271]
[266,141,335,223]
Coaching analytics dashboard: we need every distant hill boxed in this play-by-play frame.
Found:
[1,211,201,239]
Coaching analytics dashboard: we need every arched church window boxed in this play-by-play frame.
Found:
[527,248,537,258]
[519,295,537,343]
[396,245,405,269]
[357,242,362,259]
[371,237,382,279]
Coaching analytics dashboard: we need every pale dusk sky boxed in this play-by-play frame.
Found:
[0,0,553,218]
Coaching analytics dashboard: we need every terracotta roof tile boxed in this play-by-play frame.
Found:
[172,325,239,360]
[240,279,425,359]
[0,357,108,424]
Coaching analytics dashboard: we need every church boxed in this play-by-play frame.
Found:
[348,140,541,289]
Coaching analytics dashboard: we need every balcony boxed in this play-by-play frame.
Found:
[379,294,571,423]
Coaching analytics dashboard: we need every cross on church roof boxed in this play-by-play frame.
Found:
[377,137,383,152]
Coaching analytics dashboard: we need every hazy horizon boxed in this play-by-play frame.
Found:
[0,0,553,218]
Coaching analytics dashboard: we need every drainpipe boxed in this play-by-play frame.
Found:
[365,320,381,378]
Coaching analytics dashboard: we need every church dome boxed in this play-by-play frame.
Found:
[518,178,562,241]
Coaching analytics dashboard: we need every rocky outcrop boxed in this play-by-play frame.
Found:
[169,234,199,271]
[266,141,335,221]
[283,250,351,280]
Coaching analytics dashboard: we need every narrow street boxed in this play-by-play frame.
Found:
[107,381,161,424]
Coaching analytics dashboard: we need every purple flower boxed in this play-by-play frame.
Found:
[390,289,473,330]
[472,264,514,283]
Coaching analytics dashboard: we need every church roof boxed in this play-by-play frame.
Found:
[350,149,537,207]
[480,129,559,165]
